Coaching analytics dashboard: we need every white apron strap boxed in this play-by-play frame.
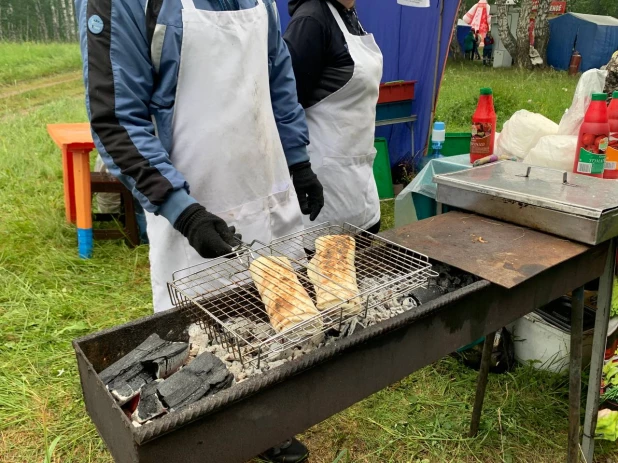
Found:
[326,1,350,37]
[181,0,196,10]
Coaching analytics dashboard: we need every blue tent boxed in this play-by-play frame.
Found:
[547,13,618,72]
[275,0,461,168]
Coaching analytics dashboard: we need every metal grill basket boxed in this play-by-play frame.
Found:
[168,223,435,368]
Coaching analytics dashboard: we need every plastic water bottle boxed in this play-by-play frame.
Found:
[431,121,446,159]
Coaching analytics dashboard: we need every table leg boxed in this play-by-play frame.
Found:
[582,239,616,462]
[62,146,76,223]
[568,286,585,463]
[72,149,93,259]
[469,331,496,437]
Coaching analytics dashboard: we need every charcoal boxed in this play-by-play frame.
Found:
[100,333,189,405]
[409,285,447,305]
[132,381,167,424]
[99,333,168,385]
[141,342,189,379]
[108,367,154,405]
[157,352,234,411]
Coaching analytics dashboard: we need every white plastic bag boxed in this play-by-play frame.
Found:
[94,155,121,214]
[496,110,558,160]
[524,135,578,172]
[558,69,608,135]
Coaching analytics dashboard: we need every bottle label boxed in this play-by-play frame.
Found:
[471,122,493,155]
[606,132,618,171]
[577,133,608,174]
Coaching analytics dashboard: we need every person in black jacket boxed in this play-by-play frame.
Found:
[284,0,384,235]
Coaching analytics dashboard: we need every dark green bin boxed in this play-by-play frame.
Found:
[373,137,394,199]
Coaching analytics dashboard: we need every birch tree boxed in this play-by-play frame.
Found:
[533,0,552,62]
[449,0,468,60]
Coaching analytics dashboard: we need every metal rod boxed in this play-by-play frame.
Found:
[568,285,585,463]
[469,331,496,437]
[582,239,616,462]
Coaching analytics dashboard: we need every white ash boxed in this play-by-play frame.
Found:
[187,265,477,383]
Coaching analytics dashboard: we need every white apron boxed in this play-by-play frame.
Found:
[303,1,383,230]
[147,0,304,312]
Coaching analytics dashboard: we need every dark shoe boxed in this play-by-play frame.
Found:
[260,438,309,463]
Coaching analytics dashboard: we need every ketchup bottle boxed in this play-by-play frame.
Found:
[604,91,618,179]
[470,88,497,164]
[573,93,609,178]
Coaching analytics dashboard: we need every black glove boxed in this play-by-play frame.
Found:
[290,161,324,221]
[174,204,240,259]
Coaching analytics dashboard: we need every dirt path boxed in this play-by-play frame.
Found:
[0,71,82,99]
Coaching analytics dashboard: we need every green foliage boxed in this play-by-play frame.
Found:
[435,60,577,132]
[0,42,81,85]
[0,0,77,42]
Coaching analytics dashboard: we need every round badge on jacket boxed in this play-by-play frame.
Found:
[88,15,104,35]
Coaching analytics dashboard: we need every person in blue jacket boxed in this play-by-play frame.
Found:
[76,1,322,461]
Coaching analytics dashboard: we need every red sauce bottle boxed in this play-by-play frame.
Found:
[604,91,618,179]
[573,93,609,178]
[470,88,497,164]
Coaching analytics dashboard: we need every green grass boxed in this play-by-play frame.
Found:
[0,42,81,86]
[435,60,578,132]
[0,51,617,462]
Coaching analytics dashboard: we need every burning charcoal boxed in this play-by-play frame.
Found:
[267,359,287,370]
[132,380,167,424]
[141,342,189,379]
[157,352,234,411]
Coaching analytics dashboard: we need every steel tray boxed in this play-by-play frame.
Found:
[434,162,618,245]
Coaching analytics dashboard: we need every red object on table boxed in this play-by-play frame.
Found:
[378,81,416,104]
[470,88,497,164]
[47,123,95,226]
[573,93,609,178]
[604,92,618,179]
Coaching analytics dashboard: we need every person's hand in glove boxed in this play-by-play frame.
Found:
[290,161,324,221]
[174,203,240,258]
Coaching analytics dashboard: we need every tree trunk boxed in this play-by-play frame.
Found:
[496,0,517,62]
[51,3,61,42]
[60,0,75,41]
[0,7,3,42]
[515,0,533,68]
[34,0,49,41]
[533,0,552,62]
[449,0,467,60]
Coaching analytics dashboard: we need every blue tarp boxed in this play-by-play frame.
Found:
[456,24,472,57]
[275,0,461,168]
[547,13,618,72]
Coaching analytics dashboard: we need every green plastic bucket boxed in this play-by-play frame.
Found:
[429,132,472,157]
[373,137,394,199]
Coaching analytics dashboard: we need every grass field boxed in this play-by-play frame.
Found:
[0,44,616,462]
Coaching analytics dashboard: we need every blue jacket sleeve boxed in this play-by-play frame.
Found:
[266,0,310,167]
[76,0,195,225]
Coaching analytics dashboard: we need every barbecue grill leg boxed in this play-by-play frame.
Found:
[582,239,616,463]
[568,285,585,463]
[469,331,496,437]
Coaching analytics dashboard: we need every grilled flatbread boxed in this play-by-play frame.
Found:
[250,256,322,336]
[307,235,361,317]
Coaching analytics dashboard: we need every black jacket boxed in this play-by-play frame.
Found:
[284,0,366,109]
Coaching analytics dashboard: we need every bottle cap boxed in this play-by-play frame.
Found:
[480,87,493,95]
[613,91,618,99]
[592,93,607,101]
[433,122,445,130]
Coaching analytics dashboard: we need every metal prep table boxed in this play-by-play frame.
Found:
[434,162,618,462]
[73,212,610,463]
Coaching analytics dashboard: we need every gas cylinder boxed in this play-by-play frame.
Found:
[569,51,582,76]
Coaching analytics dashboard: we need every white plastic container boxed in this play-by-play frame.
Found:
[510,312,594,373]
[432,121,446,144]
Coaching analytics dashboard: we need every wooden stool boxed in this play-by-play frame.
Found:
[91,172,140,248]
[47,123,141,258]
